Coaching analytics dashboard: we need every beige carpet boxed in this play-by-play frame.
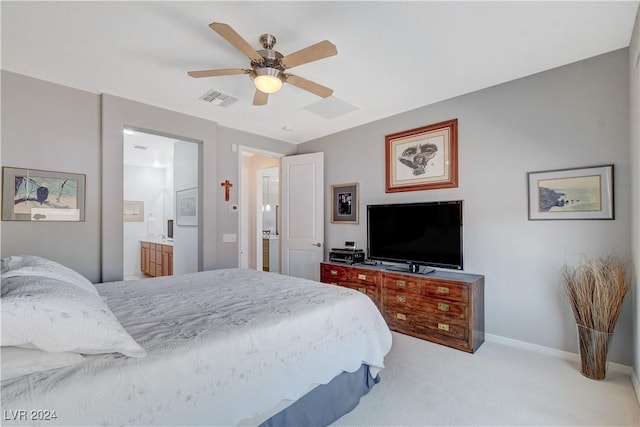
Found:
[332,332,640,426]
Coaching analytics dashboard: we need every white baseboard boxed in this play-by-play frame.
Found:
[485,333,633,376]
[632,370,640,406]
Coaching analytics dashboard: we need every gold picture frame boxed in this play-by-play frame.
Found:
[385,119,458,193]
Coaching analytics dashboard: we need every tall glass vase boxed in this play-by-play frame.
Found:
[576,324,613,380]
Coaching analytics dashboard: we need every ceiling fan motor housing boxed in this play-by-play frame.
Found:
[254,50,284,70]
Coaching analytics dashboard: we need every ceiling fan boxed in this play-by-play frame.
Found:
[188,22,337,106]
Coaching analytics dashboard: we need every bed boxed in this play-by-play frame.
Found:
[1,256,392,426]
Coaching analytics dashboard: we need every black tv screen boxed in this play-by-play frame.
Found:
[367,200,463,270]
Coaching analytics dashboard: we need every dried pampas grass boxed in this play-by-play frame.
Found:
[561,254,629,379]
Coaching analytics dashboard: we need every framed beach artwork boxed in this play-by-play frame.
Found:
[527,165,614,220]
[385,119,458,193]
[2,166,86,221]
[331,182,359,224]
[176,187,197,226]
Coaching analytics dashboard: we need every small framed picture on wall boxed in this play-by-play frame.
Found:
[331,182,359,224]
[176,187,198,226]
[527,164,614,220]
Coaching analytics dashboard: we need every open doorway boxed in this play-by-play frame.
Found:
[239,147,282,272]
[123,129,199,280]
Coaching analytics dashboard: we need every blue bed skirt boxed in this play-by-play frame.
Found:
[259,364,379,427]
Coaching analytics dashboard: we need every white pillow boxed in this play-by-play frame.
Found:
[1,255,98,296]
[1,346,85,380]
[1,276,146,357]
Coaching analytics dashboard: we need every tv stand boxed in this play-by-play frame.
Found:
[320,262,484,353]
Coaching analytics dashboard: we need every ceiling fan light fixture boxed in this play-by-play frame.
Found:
[252,68,285,94]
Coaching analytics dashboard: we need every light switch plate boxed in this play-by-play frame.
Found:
[223,233,237,242]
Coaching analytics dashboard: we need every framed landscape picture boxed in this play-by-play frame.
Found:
[2,166,86,221]
[527,165,614,220]
[385,119,458,193]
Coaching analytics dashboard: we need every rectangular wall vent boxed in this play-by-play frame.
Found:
[199,89,238,107]
[303,96,359,119]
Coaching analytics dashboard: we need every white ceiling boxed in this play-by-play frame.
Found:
[2,1,638,144]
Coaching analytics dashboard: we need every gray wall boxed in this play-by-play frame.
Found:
[1,71,101,282]
[101,94,214,282]
[215,126,297,268]
[629,10,640,388]
[1,71,297,282]
[298,49,634,364]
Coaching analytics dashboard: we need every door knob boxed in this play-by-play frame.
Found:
[312,243,322,247]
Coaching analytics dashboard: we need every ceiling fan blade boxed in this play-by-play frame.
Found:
[253,89,269,106]
[187,68,248,78]
[209,22,264,62]
[280,40,337,68]
[286,74,333,98]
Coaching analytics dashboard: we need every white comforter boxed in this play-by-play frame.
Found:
[1,268,392,426]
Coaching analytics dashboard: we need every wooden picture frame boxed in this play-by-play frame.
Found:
[527,165,614,220]
[331,182,359,224]
[176,187,197,226]
[385,119,458,193]
[2,166,86,221]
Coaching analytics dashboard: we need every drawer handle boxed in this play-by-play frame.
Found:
[358,273,366,280]
[358,288,367,294]
[438,323,450,331]
[437,286,450,294]
[396,313,407,321]
[438,302,450,311]
[396,295,406,303]
[397,280,406,287]
[330,270,338,276]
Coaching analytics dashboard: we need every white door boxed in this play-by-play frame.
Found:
[281,152,324,281]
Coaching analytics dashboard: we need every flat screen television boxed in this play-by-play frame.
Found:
[367,200,463,271]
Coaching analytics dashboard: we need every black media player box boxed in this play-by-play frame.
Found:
[329,248,365,264]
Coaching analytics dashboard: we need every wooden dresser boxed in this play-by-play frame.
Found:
[320,263,380,308]
[320,262,484,353]
[141,240,173,277]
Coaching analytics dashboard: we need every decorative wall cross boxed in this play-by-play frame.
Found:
[220,180,233,201]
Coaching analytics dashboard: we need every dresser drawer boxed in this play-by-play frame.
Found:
[382,273,422,294]
[383,288,467,320]
[320,263,348,282]
[340,282,378,302]
[383,307,468,341]
[422,279,468,302]
[346,268,378,286]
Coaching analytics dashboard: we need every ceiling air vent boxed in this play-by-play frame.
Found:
[199,89,238,107]
[303,96,358,119]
